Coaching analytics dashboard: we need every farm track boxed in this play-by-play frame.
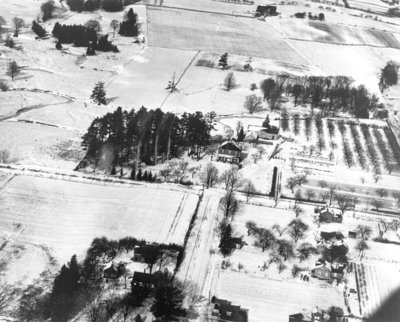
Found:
[179,191,220,303]
[146,4,252,18]
[0,88,76,122]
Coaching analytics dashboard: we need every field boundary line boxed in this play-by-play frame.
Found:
[146,4,253,18]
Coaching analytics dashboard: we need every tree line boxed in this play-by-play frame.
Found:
[80,106,212,171]
[260,74,383,118]
[52,22,119,52]
[66,0,138,12]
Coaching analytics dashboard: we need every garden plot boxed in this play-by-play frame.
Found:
[215,271,344,322]
[0,175,199,263]
[147,6,308,63]
[353,262,400,317]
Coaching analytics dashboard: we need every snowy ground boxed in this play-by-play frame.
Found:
[0,174,199,263]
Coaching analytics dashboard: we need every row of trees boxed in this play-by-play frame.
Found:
[260,74,382,118]
[52,22,119,52]
[80,107,212,170]
[66,0,136,12]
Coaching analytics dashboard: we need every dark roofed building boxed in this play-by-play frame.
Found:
[289,313,305,322]
[217,141,245,164]
[255,5,278,17]
[132,245,160,263]
[210,296,248,322]
[131,271,164,289]
[103,261,126,281]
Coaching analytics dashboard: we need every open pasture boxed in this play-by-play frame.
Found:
[147,6,307,63]
[0,175,199,263]
[281,19,400,48]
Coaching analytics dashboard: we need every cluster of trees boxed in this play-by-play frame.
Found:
[360,123,381,180]
[66,0,136,12]
[244,219,313,274]
[379,61,398,92]
[337,120,354,168]
[373,127,395,173]
[384,126,400,169]
[43,237,184,322]
[260,75,382,118]
[52,22,119,52]
[32,20,47,38]
[294,12,325,20]
[119,8,139,37]
[349,122,368,170]
[80,107,212,171]
[41,0,56,21]
[315,114,326,151]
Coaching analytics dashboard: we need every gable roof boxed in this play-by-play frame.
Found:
[220,141,242,152]
[132,271,158,284]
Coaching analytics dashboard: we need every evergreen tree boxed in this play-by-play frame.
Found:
[148,172,153,182]
[4,35,15,48]
[137,169,142,181]
[218,52,228,70]
[151,283,186,321]
[49,255,81,322]
[32,20,47,37]
[7,61,20,81]
[142,170,148,181]
[86,42,96,55]
[56,40,62,50]
[90,82,107,105]
[219,223,235,257]
[111,165,116,175]
[119,8,138,37]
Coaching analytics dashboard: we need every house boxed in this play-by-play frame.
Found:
[210,297,248,322]
[217,141,245,164]
[348,230,357,238]
[132,245,160,263]
[319,208,343,223]
[331,265,345,281]
[131,271,163,289]
[231,236,247,249]
[289,313,305,322]
[320,231,337,240]
[311,262,332,280]
[103,261,126,280]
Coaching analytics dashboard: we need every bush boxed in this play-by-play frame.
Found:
[0,80,9,91]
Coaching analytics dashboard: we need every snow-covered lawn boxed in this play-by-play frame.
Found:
[0,175,199,263]
[215,270,344,322]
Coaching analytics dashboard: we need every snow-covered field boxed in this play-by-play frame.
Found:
[0,174,199,263]
[215,270,344,322]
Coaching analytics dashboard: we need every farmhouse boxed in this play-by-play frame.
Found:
[289,313,305,322]
[231,236,247,249]
[132,244,160,263]
[217,141,245,164]
[131,271,163,289]
[318,208,343,223]
[210,296,249,322]
[103,261,126,280]
[311,261,332,280]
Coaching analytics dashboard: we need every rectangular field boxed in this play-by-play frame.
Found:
[147,7,307,63]
[216,271,344,322]
[0,175,199,262]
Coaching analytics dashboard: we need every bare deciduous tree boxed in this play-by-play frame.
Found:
[243,180,257,202]
[220,166,242,193]
[110,19,119,37]
[244,94,263,114]
[199,162,219,188]
[12,17,25,37]
[356,225,372,240]
[223,72,236,91]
